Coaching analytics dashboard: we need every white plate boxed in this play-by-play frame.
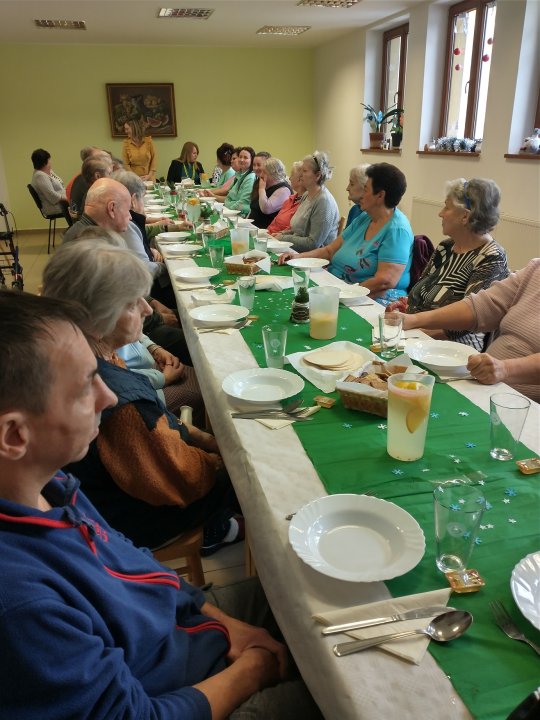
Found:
[222,368,305,405]
[289,494,425,582]
[156,231,192,241]
[287,258,329,271]
[511,551,540,630]
[145,212,174,220]
[163,243,202,256]
[339,286,371,305]
[406,339,479,376]
[237,218,255,226]
[189,304,249,327]
[267,240,294,252]
[173,267,220,283]
[222,208,241,217]
[145,203,168,209]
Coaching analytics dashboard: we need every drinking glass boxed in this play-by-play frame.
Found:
[237,275,256,310]
[209,243,225,269]
[230,228,249,255]
[254,236,268,253]
[489,393,530,460]
[292,268,310,297]
[378,312,403,359]
[185,196,201,227]
[262,324,288,369]
[309,286,340,340]
[387,373,435,461]
[433,483,485,573]
[248,226,258,249]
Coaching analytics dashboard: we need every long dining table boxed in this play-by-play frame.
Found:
[160,239,540,720]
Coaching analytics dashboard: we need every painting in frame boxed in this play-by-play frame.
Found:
[106,83,177,137]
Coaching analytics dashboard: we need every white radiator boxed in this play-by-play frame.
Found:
[410,196,540,271]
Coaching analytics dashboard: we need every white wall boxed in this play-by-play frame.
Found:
[314,0,540,269]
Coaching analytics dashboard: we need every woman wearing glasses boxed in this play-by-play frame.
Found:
[273,151,339,251]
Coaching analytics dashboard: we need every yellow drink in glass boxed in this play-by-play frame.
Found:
[387,374,435,461]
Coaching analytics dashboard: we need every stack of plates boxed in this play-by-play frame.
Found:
[302,349,364,373]
[162,243,202,256]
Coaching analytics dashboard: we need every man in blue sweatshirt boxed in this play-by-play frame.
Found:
[0,291,321,720]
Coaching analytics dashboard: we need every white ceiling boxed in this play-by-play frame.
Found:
[0,0,425,49]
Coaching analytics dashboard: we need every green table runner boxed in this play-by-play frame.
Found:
[191,245,540,719]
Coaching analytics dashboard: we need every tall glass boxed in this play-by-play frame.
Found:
[434,483,485,573]
[387,373,435,461]
[185,196,201,227]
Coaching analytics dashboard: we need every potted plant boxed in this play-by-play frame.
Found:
[362,102,403,149]
[390,114,403,148]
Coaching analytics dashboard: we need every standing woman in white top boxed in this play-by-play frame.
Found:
[30,148,71,223]
[274,151,339,252]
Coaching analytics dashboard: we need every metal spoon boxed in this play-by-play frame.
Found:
[333,610,473,656]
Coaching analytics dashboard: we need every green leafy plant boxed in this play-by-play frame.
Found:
[391,113,404,136]
[361,103,403,132]
[295,286,309,303]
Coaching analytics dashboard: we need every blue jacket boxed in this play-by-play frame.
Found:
[0,473,229,719]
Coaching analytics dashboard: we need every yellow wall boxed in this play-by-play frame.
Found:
[0,44,314,227]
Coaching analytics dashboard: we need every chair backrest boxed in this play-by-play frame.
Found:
[408,234,435,291]
[27,184,45,217]
[337,215,345,237]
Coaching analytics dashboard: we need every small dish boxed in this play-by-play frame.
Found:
[222,368,304,405]
[162,243,202,256]
[222,208,242,217]
[156,231,192,241]
[287,258,329,271]
[189,304,249,327]
[406,339,479,376]
[173,267,220,283]
[339,286,371,305]
[267,240,294,253]
[511,551,540,630]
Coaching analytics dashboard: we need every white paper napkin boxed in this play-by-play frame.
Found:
[286,341,378,393]
[313,588,452,664]
[191,288,235,306]
[255,405,320,429]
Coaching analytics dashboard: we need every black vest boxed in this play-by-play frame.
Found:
[249,181,291,229]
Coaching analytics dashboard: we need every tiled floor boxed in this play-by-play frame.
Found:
[12,228,246,587]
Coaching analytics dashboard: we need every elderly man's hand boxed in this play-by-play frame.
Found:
[467,353,507,384]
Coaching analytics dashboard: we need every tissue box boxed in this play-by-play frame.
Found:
[336,357,421,417]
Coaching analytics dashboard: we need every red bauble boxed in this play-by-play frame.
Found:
[453,47,461,55]
[482,53,490,62]
[487,37,493,45]
[455,64,461,71]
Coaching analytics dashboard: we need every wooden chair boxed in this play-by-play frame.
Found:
[153,526,205,586]
[337,215,346,237]
[27,184,72,254]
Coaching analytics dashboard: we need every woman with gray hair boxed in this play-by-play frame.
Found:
[345,163,370,228]
[267,160,306,234]
[249,157,292,228]
[274,150,339,251]
[42,239,242,554]
[388,177,509,350]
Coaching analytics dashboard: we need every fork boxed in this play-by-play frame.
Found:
[490,600,540,656]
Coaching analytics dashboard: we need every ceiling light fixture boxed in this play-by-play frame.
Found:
[34,19,87,29]
[256,25,311,36]
[297,0,359,7]
[158,8,214,19]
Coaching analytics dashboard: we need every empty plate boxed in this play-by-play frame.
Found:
[222,208,241,217]
[267,240,294,252]
[287,258,329,271]
[189,304,249,327]
[222,368,304,405]
[157,231,192,241]
[339,286,371,305]
[406,339,478,376]
[289,494,425,582]
[173,267,220,283]
[511,551,540,630]
[163,243,202,256]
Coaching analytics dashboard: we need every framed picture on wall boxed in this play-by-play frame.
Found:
[106,83,177,137]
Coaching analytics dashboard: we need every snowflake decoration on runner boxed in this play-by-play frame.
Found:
[466,442,477,448]
[458,411,469,417]
[505,488,517,497]
[391,468,404,476]
[377,423,387,430]
[431,412,440,419]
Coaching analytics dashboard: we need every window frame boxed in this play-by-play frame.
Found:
[439,0,495,139]
[380,23,408,114]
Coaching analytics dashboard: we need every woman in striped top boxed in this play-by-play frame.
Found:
[390,178,509,350]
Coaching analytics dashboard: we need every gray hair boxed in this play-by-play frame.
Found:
[80,145,98,161]
[264,157,287,183]
[290,161,303,177]
[82,156,112,185]
[349,163,370,187]
[303,150,333,185]
[446,178,501,234]
[42,239,152,338]
[111,169,146,200]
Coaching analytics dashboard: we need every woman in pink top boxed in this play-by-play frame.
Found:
[403,259,540,401]
[267,161,305,235]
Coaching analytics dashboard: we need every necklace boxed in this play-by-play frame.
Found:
[182,162,196,180]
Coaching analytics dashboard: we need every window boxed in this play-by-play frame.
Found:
[380,23,408,114]
[439,0,496,140]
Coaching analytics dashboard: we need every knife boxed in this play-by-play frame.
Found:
[231,413,313,421]
[321,605,455,635]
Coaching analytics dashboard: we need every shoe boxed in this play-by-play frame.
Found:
[201,514,245,557]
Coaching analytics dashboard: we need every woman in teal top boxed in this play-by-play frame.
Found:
[223,146,255,217]
[279,163,413,298]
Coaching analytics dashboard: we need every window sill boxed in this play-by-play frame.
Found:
[360,148,402,154]
[416,150,480,157]
[504,153,540,160]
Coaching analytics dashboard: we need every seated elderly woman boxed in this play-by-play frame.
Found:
[42,239,242,555]
[280,162,412,297]
[167,141,205,185]
[267,161,305,234]
[402,259,540,402]
[249,157,291,229]
[345,164,370,228]
[388,178,509,350]
[30,148,71,224]
[274,151,339,252]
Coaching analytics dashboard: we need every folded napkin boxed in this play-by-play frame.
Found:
[231,276,293,293]
[256,405,320,429]
[227,253,272,275]
[286,341,377,393]
[313,588,452,665]
[191,288,235,306]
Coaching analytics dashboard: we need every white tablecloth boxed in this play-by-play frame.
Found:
[164,254,539,720]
